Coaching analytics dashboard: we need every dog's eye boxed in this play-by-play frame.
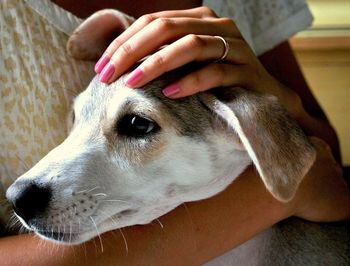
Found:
[117,115,160,137]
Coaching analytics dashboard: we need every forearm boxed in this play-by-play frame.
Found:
[0,167,294,266]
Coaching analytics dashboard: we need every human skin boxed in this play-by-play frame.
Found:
[0,1,349,265]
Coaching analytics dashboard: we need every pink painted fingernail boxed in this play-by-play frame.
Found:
[126,68,143,87]
[94,54,110,74]
[162,83,181,97]
[99,62,115,83]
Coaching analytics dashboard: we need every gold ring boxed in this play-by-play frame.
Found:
[214,36,230,62]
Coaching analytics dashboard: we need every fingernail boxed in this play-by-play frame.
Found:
[94,54,110,74]
[162,83,181,97]
[99,62,115,83]
[126,68,143,87]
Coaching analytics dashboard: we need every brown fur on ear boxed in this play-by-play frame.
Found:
[67,9,135,61]
[201,88,316,202]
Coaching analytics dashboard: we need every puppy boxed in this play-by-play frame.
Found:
[6,60,315,246]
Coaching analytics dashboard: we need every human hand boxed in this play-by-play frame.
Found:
[94,6,298,104]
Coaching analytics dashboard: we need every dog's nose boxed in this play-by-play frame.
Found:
[6,181,52,222]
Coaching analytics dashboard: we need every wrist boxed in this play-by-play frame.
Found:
[272,80,304,120]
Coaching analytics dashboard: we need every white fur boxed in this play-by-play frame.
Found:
[7,80,251,244]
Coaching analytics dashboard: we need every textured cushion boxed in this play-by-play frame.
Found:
[0,0,94,190]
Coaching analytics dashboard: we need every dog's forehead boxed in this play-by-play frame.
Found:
[74,74,213,137]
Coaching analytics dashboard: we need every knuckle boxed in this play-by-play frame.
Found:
[111,38,122,49]
[218,17,235,28]
[199,6,217,17]
[154,17,174,31]
[119,42,133,57]
[217,17,241,36]
[139,14,155,25]
[106,38,122,54]
[185,34,206,49]
[150,54,166,69]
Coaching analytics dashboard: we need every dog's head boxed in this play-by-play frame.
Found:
[6,69,315,244]
[6,10,315,245]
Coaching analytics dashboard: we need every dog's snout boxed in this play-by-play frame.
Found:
[7,181,52,222]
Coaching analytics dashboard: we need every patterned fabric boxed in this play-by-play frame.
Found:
[0,0,94,190]
[204,0,313,55]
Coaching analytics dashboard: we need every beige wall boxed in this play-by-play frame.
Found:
[291,0,350,165]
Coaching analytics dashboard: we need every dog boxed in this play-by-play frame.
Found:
[6,9,349,265]
[6,62,315,242]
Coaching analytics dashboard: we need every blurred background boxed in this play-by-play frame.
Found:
[290,0,350,167]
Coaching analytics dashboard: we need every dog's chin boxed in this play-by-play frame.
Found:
[30,203,181,245]
[35,228,106,245]
[33,217,134,245]
[36,230,81,244]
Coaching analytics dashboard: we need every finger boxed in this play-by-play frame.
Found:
[162,63,248,98]
[125,36,251,88]
[103,6,220,56]
[99,17,238,83]
[151,6,218,19]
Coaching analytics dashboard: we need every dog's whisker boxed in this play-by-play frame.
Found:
[83,242,88,260]
[98,209,120,228]
[119,228,129,255]
[78,218,81,234]
[69,221,73,244]
[92,193,108,198]
[10,219,22,230]
[97,209,129,255]
[62,221,67,242]
[75,186,101,195]
[57,224,61,241]
[91,235,98,255]
[155,218,164,229]
[99,199,130,204]
[181,202,198,250]
[89,216,104,253]
[18,224,27,234]
[6,213,20,230]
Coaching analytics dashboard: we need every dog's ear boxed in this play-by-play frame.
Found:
[67,9,135,61]
[200,88,316,202]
